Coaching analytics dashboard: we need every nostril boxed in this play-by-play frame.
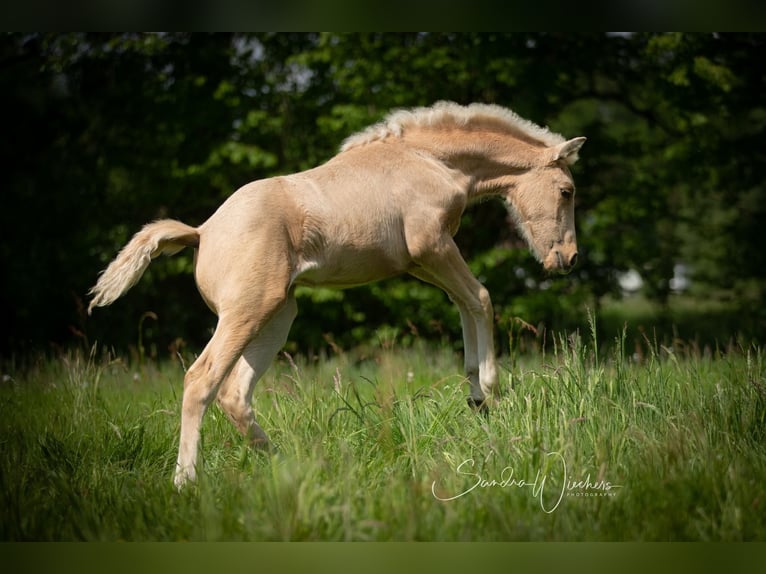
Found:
[569,252,578,268]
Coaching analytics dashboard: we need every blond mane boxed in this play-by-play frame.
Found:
[340,101,566,152]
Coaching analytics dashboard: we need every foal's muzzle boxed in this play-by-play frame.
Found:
[547,247,579,274]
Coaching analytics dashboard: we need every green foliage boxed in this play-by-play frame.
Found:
[1,338,764,540]
[2,33,764,357]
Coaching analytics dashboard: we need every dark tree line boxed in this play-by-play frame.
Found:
[2,33,764,359]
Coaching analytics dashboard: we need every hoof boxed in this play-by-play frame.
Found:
[173,471,194,491]
[467,397,490,416]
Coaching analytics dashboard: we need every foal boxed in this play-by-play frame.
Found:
[89,101,585,487]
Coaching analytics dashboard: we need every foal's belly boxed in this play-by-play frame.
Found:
[291,247,408,289]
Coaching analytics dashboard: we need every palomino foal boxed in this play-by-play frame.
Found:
[88,101,585,487]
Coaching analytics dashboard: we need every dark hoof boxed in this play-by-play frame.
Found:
[467,397,490,416]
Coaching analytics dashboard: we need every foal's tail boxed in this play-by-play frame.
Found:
[88,219,200,315]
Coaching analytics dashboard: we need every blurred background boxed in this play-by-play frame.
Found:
[1,33,764,362]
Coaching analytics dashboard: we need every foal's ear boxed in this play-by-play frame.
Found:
[551,137,587,165]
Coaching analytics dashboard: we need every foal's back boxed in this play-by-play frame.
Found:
[197,140,469,293]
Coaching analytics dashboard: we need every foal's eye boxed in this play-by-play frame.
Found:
[560,188,573,199]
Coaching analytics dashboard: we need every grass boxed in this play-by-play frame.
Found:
[1,323,765,541]
[597,294,761,354]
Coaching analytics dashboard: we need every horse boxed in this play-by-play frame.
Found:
[88,101,586,488]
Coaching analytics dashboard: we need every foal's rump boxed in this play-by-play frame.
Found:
[87,219,199,314]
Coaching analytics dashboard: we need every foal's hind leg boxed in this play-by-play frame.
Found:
[216,294,298,451]
[174,293,292,488]
[174,315,254,488]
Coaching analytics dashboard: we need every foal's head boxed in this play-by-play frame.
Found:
[507,137,586,274]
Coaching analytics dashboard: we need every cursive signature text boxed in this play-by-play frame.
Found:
[431,452,621,513]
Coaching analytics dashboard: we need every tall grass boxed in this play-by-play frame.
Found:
[1,327,764,541]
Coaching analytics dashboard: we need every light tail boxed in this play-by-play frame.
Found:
[88,219,199,314]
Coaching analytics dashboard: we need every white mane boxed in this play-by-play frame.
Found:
[340,101,566,152]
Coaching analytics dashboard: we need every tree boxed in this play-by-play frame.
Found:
[2,33,763,359]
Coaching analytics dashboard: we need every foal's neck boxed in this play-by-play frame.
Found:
[403,127,537,201]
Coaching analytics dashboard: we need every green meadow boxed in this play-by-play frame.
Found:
[1,322,764,541]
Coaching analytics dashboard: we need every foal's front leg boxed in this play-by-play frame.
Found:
[461,283,498,408]
[456,305,490,410]
[412,268,485,405]
[410,240,499,407]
